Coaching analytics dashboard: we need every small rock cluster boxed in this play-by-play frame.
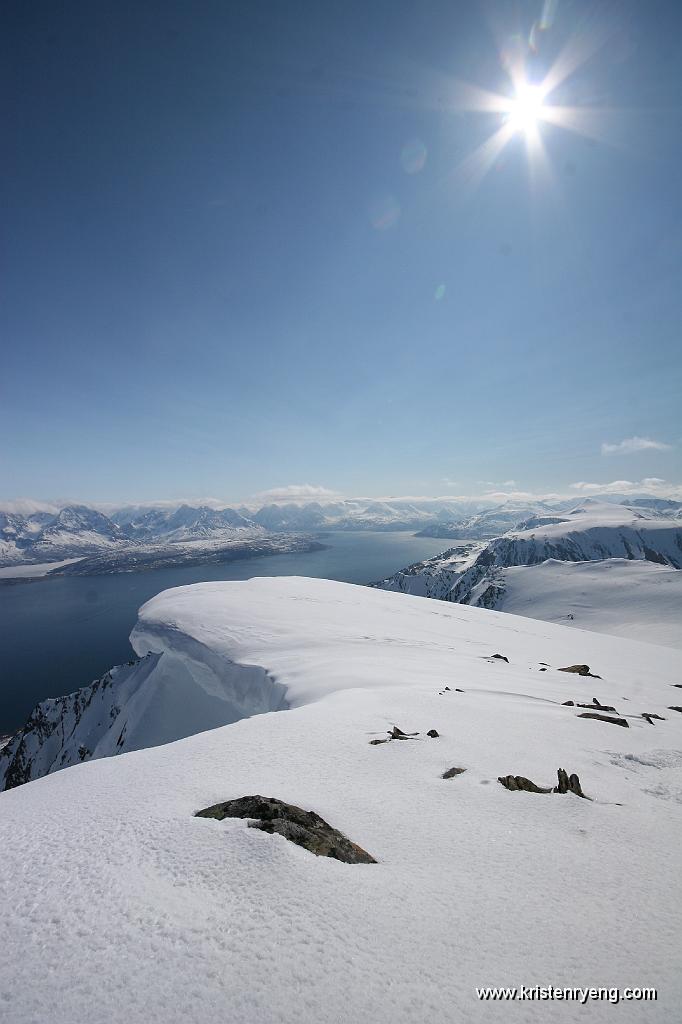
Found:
[369,725,440,745]
[499,768,588,799]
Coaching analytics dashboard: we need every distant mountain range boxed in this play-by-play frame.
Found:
[2,494,681,576]
[0,496,510,571]
[415,496,682,539]
[0,503,322,575]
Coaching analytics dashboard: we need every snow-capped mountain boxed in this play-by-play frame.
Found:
[623,497,682,516]
[112,503,255,541]
[1,577,680,1022]
[0,504,126,564]
[459,500,682,570]
[252,502,329,531]
[377,501,682,645]
[415,499,563,539]
[0,503,321,573]
[249,497,488,531]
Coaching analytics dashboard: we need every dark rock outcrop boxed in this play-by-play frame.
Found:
[426,729,439,738]
[442,766,467,779]
[576,699,617,713]
[558,664,601,678]
[370,725,420,744]
[554,768,587,798]
[498,775,553,794]
[499,769,589,798]
[196,795,376,864]
[578,712,629,728]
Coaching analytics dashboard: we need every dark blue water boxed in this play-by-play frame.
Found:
[0,532,448,732]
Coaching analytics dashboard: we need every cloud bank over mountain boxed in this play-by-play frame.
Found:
[601,436,673,456]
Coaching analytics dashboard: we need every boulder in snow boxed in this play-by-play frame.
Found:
[195,795,377,864]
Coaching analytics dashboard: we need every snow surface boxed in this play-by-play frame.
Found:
[468,559,682,649]
[1,578,681,1023]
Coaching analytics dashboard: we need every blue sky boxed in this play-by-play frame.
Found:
[2,0,681,504]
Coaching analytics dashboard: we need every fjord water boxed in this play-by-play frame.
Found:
[0,531,450,733]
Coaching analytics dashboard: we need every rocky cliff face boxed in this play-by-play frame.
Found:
[0,657,157,790]
[0,622,288,791]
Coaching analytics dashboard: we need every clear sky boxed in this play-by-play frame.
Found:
[2,0,681,504]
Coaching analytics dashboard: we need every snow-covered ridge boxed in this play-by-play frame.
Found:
[1,578,681,1022]
[3,574,682,791]
[376,501,682,645]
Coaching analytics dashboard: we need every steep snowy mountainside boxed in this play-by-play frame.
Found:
[377,501,682,641]
[463,500,682,570]
[0,504,127,563]
[1,578,680,1023]
[0,645,286,790]
[29,504,125,557]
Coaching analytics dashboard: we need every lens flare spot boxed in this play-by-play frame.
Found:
[400,139,427,174]
[369,195,401,230]
[434,284,446,301]
[500,34,528,75]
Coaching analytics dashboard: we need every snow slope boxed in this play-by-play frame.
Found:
[1,578,681,1023]
[466,559,682,649]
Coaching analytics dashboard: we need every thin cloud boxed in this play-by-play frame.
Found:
[0,497,64,515]
[254,484,342,504]
[569,478,682,498]
[601,436,672,456]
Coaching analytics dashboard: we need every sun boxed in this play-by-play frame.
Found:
[507,83,545,135]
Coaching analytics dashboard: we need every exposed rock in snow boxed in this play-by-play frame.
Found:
[196,795,377,863]
[559,664,600,677]
[1,578,681,1022]
[577,712,630,728]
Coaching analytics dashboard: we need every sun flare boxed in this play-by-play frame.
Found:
[507,83,545,134]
